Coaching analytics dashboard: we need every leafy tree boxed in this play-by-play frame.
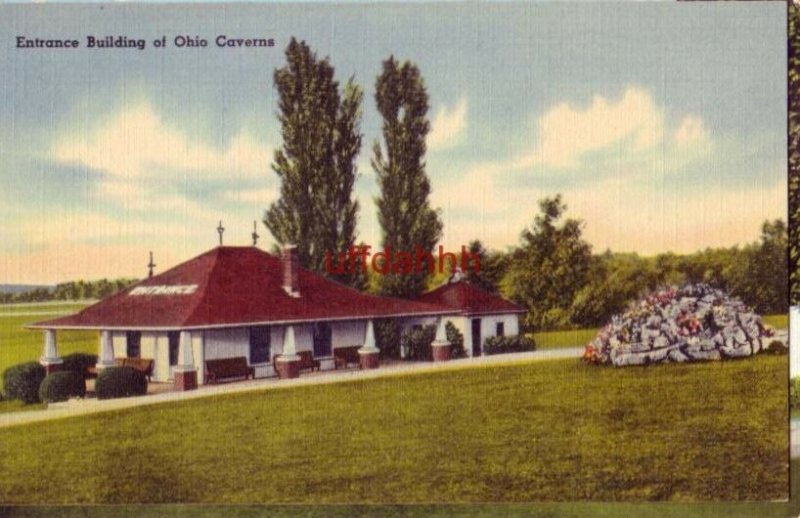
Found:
[505,195,592,330]
[423,240,508,293]
[264,38,365,289]
[372,56,443,298]
[728,219,789,314]
[462,240,508,293]
[571,253,634,327]
[445,321,466,359]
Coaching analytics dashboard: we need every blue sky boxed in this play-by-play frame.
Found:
[0,3,787,283]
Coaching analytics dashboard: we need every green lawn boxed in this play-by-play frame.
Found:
[763,314,789,330]
[0,303,94,377]
[531,328,599,349]
[0,355,787,504]
[0,302,90,315]
[0,500,796,518]
[0,400,44,414]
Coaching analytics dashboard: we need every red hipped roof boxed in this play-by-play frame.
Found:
[30,247,451,330]
[417,281,526,316]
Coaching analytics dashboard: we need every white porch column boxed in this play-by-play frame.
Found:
[173,330,197,390]
[431,317,452,362]
[276,325,300,379]
[95,330,116,369]
[281,325,300,360]
[39,329,63,373]
[176,331,194,371]
[358,320,380,369]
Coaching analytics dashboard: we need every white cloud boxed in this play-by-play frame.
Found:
[12,103,278,282]
[429,86,783,255]
[428,97,468,151]
[20,210,190,247]
[54,102,271,182]
[674,114,709,147]
[434,169,786,255]
[223,188,279,204]
[532,87,663,168]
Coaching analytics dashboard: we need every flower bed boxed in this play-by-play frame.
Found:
[583,284,773,367]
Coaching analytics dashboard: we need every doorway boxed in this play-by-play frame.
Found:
[313,322,332,357]
[471,318,482,357]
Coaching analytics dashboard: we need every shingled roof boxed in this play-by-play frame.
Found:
[417,281,526,316]
[30,246,450,330]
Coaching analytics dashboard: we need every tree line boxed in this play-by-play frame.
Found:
[461,196,787,330]
[0,278,138,304]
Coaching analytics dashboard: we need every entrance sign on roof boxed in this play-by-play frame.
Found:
[129,285,198,296]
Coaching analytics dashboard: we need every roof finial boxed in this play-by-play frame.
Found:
[217,220,225,246]
[251,221,260,246]
[147,251,156,278]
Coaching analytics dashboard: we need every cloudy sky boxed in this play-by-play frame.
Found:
[0,3,787,284]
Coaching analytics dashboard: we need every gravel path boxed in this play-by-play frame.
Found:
[0,347,585,429]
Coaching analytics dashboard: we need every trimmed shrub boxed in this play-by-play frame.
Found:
[446,321,466,359]
[483,335,536,356]
[60,353,98,379]
[38,371,86,403]
[763,340,788,355]
[375,319,402,359]
[2,362,46,404]
[400,325,436,361]
[95,366,148,400]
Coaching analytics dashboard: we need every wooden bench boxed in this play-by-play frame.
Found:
[121,358,154,382]
[86,357,154,381]
[204,357,255,384]
[334,346,362,370]
[272,351,320,376]
[298,351,320,372]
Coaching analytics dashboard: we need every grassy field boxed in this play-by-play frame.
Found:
[0,499,797,518]
[763,314,789,330]
[0,355,787,504]
[0,302,92,315]
[0,306,94,413]
[531,328,599,349]
[0,314,96,377]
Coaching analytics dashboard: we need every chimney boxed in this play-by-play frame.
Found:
[282,245,300,297]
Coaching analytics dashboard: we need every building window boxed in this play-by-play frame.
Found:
[168,331,180,366]
[249,326,270,364]
[313,322,332,357]
[496,322,505,337]
[126,331,141,358]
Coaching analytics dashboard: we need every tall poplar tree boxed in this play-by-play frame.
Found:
[372,57,443,298]
[264,38,365,288]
